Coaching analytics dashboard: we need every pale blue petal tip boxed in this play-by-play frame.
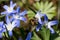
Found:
[36,23,42,32]
[20,17,27,22]
[16,7,20,13]
[9,31,13,36]
[44,14,48,21]
[6,16,10,24]
[26,32,32,40]
[20,10,27,16]
[0,33,2,38]
[49,20,58,26]
[50,28,55,34]
[51,30,55,34]
[15,20,20,27]
[36,28,39,32]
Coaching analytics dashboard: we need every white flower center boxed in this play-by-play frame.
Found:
[6,23,13,31]
[35,13,40,19]
[8,7,13,12]
[14,15,19,19]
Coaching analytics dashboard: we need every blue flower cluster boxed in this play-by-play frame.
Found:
[26,11,58,40]
[0,0,58,40]
[0,0,27,38]
[35,11,58,33]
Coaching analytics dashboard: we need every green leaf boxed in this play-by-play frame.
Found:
[39,27,50,40]
[46,13,56,19]
[45,7,56,13]
[44,2,53,11]
[31,32,41,40]
[33,2,40,10]
[16,1,23,8]
[44,1,48,9]
[27,10,35,20]
[54,37,60,40]
[33,1,56,20]
[40,1,44,11]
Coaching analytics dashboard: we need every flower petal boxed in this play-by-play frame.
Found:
[12,3,16,8]
[20,10,27,16]
[0,33,2,38]
[35,11,45,19]
[35,12,40,19]
[1,11,7,15]
[10,17,14,22]
[49,27,55,34]
[44,14,48,22]
[8,31,13,36]
[5,16,10,24]
[38,18,43,24]
[26,32,32,40]
[16,7,20,13]
[35,11,48,25]
[36,23,42,32]
[48,20,58,27]
[12,20,20,27]
[0,21,3,26]
[0,22,6,33]
[3,5,9,11]
[11,10,16,13]
[2,25,6,32]
[10,1,13,7]
[20,17,27,22]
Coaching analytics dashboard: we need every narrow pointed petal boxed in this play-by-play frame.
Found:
[44,14,48,22]
[35,11,48,25]
[0,22,6,37]
[49,27,55,34]
[12,20,20,27]
[15,20,20,27]
[48,20,58,26]
[0,33,2,38]
[10,0,16,8]
[36,23,42,32]
[20,17,27,22]
[3,5,9,11]
[1,11,7,15]
[16,7,20,13]
[26,32,32,40]
[8,31,13,36]
[12,3,16,8]
[20,10,27,16]
[10,1,13,7]
[35,11,45,18]
[0,21,3,26]
[38,19,43,24]
[5,16,10,24]
[2,25,6,32]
